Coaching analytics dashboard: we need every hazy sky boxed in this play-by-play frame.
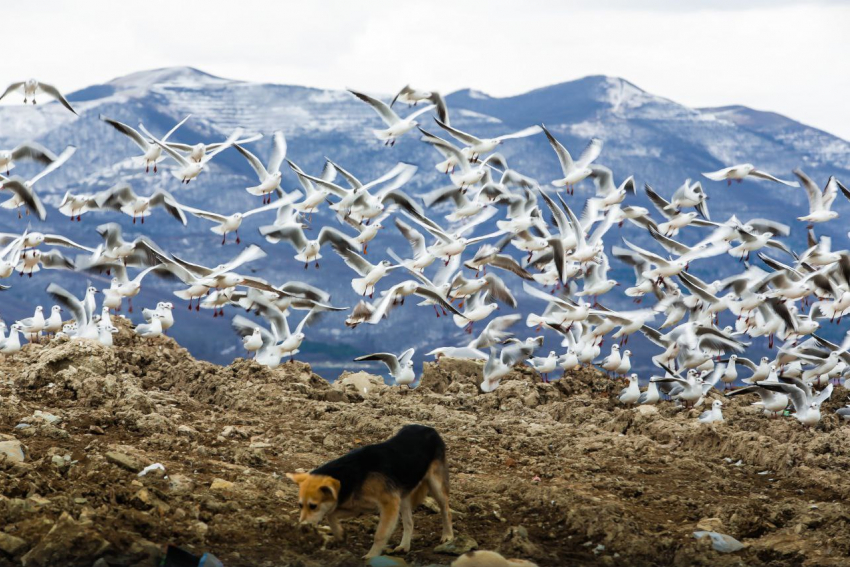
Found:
[7,1,850,138]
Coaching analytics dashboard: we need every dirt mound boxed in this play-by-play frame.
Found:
[1,318,849,566]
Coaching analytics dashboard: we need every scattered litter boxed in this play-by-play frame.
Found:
[693,531,744,553]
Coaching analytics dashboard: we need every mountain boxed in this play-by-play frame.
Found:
[1,67,848,378]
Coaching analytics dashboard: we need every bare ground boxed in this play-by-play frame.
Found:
[1,319,849,567]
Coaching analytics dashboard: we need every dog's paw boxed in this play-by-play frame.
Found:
[440,534,455,543]
[390,544,410,554]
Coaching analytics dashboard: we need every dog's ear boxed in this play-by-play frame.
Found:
[319,477,340,501]
[286,472,308,484]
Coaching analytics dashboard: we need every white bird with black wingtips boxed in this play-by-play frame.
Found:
[355,348,416,387]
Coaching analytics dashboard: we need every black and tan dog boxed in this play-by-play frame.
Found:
[287,424,454,559]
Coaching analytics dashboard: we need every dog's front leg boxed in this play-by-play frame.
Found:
[364,496,400,559]
[392,497,414,553]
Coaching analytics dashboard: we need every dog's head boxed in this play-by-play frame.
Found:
[286,473,341,524]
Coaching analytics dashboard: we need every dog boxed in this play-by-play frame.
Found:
[286,424,453,559]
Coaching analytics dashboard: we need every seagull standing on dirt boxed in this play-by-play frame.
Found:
[698,400,724,423]
[619,374,641,404]
[355,348,416,387]
[0,79,77,114]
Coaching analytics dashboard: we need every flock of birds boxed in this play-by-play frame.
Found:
[2,78,850,428]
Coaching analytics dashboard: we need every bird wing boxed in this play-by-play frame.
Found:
[348,90,400,126]
[794,169,823,212]
[267,131,287,174]
[46,283,86,327]
[701,166,737,181]
[575,138,603,168]
[355,352,401,375]
[333,245,374,276]
[394,217,427,258]
[541,125,573,174]
[757,382,806,412]
[43,234,93,252]
[2,179,46,220]
[0,82,24,101]
[233,143,268,180]
[434,117,482,146]
[750,169,799,187]
[149,190,188,225]
[12,141,58,164]
[100,115,149,150]
[259,224,308,251]
[29,145,76,186]
[495,125,543,142]
[37,82,77,115]
[644,184,675,220]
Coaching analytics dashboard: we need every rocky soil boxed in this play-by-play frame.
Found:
[1,319,850,567]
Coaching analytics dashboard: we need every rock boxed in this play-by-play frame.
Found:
[695,517,724,532]
[693,531,745,553]
[105,451,143,473]
[168,474,195,494]
[337,372,386,396]
[502,526,544,559]
[435,534,478,555]
[636,405,658,415]
[210,478,234,491]
[31,411,61,425]
[88,425,104,435]
[0,532,27,555]
[322,389,347,403]
[177,424,199,438]
[20,511,110,566]
[0,440,25,463]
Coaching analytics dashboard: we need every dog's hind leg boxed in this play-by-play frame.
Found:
[426,459,454,543]
[392,496,414,554]
[364,495,400,559]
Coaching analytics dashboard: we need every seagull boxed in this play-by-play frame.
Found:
[348,89,435,145]
[528,350,558,382]
[757,379,833,427]
[233,130,287,203]
[143,125,243,183]
[0,323,22,356]
[702,164,798,187]
[726,383,788,418]
[600,344,622,375]
[619,374,640,404]
[435,117,542,161]
[698,400,724,423]
[0,145,76,220]
[100,114,190,173]
[259,224,356,269]
[95,183,187,225]
[180,190,300,245]
[0,79,77,114]
[481,337,544,392]
[242,327,263,358]
[135,313,164,338]
[16,306,45,342]
[142,302,175,332]
[355,348,416,387]
[541,125,603,193]
[452,290,497,333]
[46,283,99,340]
[638,381,660,405]
[42,305,63,338]
[794,170,839,226]
[0,142,57,175]
[332,244,398,298]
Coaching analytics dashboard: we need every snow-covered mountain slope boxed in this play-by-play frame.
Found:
[1,67,848,378]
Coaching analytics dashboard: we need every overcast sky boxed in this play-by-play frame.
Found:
[7,1,850,138]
